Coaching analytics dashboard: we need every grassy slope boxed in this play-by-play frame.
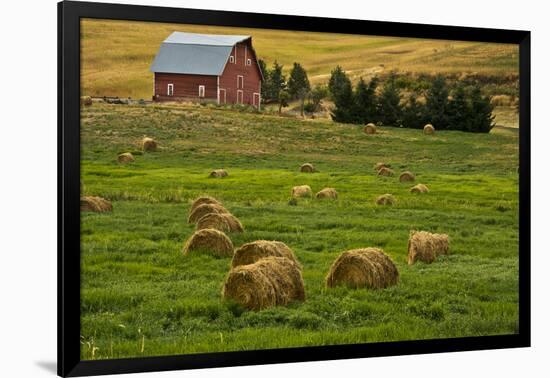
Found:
[81,19,518,99]
[80,103,519,360]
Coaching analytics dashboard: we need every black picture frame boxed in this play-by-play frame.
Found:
[58,1,531,376]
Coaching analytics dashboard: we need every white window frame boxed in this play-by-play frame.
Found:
[167,83,174,96]
[237,75,244,89]
[229,55,234,63]
[198,85,205,98]
[237,90,243,104]
[247,58,252,66]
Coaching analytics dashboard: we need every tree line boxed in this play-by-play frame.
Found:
[259,60,495,133]
[329,67,495,133]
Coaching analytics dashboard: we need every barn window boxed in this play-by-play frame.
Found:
[167,83,174,96]
[229,55,235,63]
[198,85,205,98]
[247,58,252,66]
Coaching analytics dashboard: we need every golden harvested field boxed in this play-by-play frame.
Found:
[81,19,518,100]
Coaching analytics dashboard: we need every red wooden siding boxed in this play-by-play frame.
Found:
[154,73,217,101]
[219,40,262,107]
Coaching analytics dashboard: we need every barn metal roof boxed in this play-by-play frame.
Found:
[164,31,250,46]
[150,32,251,75]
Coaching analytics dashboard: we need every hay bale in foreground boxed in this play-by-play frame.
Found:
[80,196,112,212]
[232,240,299,268]
[399,171,416,182]
[222,256,305,311]
[410,184,429,193]
[364,123,377,135]
[209,169,228,178]
[376,194,396,205]
[374,162,390,172]
[142,137,158,151]
[80,96,92,106]
[196,212,243,233]
[316,187,338,199]
[188,203,228,224]
[183,228,234,257]
[377,167,395,177]
[117,152,135,164]
[291,185,312,198]
[325,248,399,289]
[189,196,222,215]
[424,124,435,135]
[300,163,316,173]
[407,230,450,265]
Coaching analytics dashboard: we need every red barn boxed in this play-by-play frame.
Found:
[150,32,263,108]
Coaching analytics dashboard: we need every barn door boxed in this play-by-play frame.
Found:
[219,89,226,104]
[237,90,243,104]
[253,93,260,108]
[167,83,174,96]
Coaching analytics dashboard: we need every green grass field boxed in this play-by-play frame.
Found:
[80,102,519,360]
[81,19,518,99]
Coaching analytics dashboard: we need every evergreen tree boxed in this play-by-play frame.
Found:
[377,73,402,126]
[258,59,270,102]
[328,66,349,101]
[447,84,470,131]
[425,75,450,129]
[469,86,495,133]
[268,61,286,103]
[353,77,378,124]
[287,63,310,100]
[330,69,355,123]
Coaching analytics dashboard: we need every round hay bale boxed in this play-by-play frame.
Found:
[209,169,228,178]
[377,167,395,177]
[423,124,435,135]
[325,248,399,289]
[291,185,312,198]
[189,196,222,215]
[80,196,112,212]
[183,228,233,257]
[374,162,390,172]
[364,123,377,135]
[80,96,92,106]
[300,163,315,173]
[196,212,243,233]
[316,187,338,199]
[399,171,416,182]
[410,184,429,193]
[407,231,450,265]
[232,240,299,268]
[222,256,305,311]
[376,194,396,205]
[142,137,158,151]
[188,203,228,224]
[117,152,135,164]
[222,213,244,232]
